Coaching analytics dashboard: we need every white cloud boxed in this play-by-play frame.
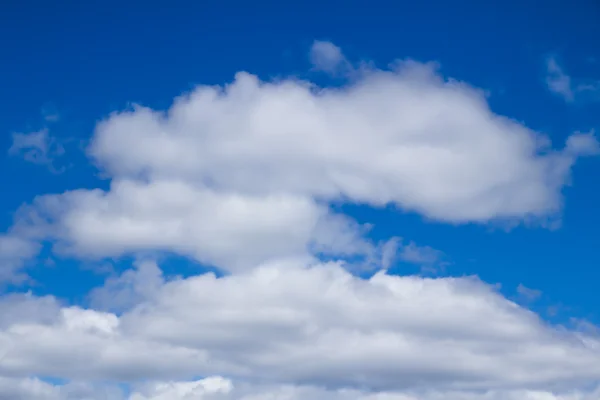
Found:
[8,129,65,172]
[309,40,350,74]
[0,292,60,328]
[14,179,372,272]
[88,57,596,224]
[565,131,600,156]
[398,240,444,267]
[1,260,600,395]
[0,235,40,283]
[89,259,165,312]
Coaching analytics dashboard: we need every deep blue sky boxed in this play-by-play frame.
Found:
[1,0,599,323]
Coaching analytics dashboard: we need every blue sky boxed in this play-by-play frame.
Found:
[1,1,600,399]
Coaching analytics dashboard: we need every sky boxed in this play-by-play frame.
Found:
[1,0,600,399]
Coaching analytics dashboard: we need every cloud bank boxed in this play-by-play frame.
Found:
[1,260,600,399]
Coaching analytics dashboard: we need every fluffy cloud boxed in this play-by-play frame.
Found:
[0,235,39,283]
[2,260,600,396]
[14,179,372,271]
[87,54,596,224]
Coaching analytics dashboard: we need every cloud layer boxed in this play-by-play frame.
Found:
[2,260,600,399]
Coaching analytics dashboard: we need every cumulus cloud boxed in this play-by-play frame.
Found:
[2,260,600,396]
[88,58,596,224]
[0,292,61,328]
[89,259,165,312]
[13,179,373,272]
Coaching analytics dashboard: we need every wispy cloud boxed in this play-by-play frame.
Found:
[545,57,574,102]
[309,40,352,75]
[398,240,445,271]
[43,112,60,122]
[375,237,447,273]
[41,105,60,122]
[8,129,65,173]
[545,56,600,103]
[517,283,542,302]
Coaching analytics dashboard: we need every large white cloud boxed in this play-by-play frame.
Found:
[1,260,599,396]
[88,57,596,223]
[14,179,373,272]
